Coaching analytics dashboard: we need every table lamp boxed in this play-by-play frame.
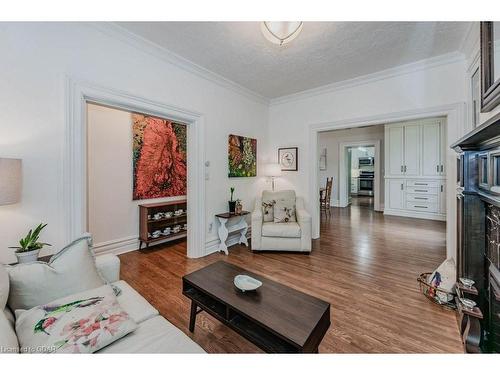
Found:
[0,158,22,206]
[262,163,282,191]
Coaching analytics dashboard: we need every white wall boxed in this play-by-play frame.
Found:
[318,125,384,206]
[268,58,468,260]
[0,23,268,264]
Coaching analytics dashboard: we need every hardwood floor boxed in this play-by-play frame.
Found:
[119,204,463,353]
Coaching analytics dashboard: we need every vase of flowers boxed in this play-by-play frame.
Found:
[228,187,236,213]
[9,223,51,264]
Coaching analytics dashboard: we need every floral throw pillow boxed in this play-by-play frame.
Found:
[15,285,137,354]
[273,199,297,223]
[261,200,276,222]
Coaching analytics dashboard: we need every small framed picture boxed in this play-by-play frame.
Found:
[278,147,298,171]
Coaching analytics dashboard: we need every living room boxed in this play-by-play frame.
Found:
[1,1,499,373]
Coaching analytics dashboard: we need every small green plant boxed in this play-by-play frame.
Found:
[9,223,52,253]
[230,187,235,202]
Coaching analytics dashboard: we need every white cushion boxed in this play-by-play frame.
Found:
[96,254,120,283]
[262,222,301,238]
[98,315,205,353]
[15,285,137,354]
[6,236,105,311]
[0,310,18,353]
[0,265,8,310]
[112,280,158,324]
[273,199,296,223]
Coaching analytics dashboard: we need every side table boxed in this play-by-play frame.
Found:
[215,211,250,255]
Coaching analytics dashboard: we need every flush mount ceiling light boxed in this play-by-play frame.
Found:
[261,21,303,46]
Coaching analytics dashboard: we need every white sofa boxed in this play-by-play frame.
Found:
[0,254,205,354]
[251,190,312,252]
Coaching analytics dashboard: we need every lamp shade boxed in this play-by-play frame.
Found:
[262,163,282,177]
[0,158,22,205]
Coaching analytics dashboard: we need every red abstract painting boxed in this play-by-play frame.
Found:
[132,114,187,200]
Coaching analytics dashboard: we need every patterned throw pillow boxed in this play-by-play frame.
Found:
[261,200,276,222]
[273,199,297,223]
[15,285,137,354]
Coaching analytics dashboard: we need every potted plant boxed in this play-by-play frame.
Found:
[228,187,236,213]
[9,223,51,264]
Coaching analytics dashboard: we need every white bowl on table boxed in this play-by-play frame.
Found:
[234,275,262,292]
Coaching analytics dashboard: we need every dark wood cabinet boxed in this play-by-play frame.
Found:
[138,199,187,250]
[452,111,500,353]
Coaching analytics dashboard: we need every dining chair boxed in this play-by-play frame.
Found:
[320,177,333,215]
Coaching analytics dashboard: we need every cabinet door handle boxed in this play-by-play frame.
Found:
[414,197,428,200]
[401,165,404,173]
[404,165,407,173]
[440,165,444,173]
[401,183,404,190]
[440,185,443,193]
[414,189,428,192]
[414,205,428,209]
[436,165,439,172]
[414,183,428,186]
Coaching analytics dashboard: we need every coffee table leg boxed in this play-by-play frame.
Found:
[189,301,198,332]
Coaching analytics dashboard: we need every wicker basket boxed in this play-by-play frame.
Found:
[417,272,457,310]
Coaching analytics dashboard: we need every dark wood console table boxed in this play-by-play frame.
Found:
[182,261,331,353]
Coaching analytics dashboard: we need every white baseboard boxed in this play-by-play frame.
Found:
[330,199,341,207]
[93,236,139,256]
[383,208,446,221]
[93,230,251,258]
[204,231,252,255]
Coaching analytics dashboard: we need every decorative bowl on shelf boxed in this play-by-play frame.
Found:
[459,277,475,288]
[234,275,262,292]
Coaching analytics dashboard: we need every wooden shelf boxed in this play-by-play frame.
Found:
[457,282,479,295]
[456,297,484,319]
[142,229,187,244]
[139,199,187,250]
[147,213,187,224]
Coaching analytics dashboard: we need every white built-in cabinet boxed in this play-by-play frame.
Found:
[384,118,447,221]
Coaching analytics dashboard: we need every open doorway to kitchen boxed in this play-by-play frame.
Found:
[346,145,375,210]
[317,125,383,217]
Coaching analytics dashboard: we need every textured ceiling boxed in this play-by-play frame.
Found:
[117,22,471,99]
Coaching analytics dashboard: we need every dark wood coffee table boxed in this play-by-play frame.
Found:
[182,261,331,353]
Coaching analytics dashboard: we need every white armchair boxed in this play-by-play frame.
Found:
[251,190,312,252]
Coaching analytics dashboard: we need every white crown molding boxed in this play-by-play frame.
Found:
[270,51,466,106]
[87,22,269,105]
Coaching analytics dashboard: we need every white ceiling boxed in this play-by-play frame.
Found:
[117,22,471,99]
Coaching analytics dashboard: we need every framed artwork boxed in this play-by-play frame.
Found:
[132,113,187,200]
[319,148,327,170]
[278,147,298,171]
[228,134,257,177]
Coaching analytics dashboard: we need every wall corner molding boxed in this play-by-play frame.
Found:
[270,52,466,106]
[87,22,269,106]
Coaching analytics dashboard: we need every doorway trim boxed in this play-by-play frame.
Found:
[308,102,466,260]
[64,77,206,258]
[338,140,381,211]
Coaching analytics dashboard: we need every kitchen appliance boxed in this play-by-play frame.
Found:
[358,157,374,166]
[358,170,374,196]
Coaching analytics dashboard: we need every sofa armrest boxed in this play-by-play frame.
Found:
[296,208,311,224]
[96,254,120,283]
